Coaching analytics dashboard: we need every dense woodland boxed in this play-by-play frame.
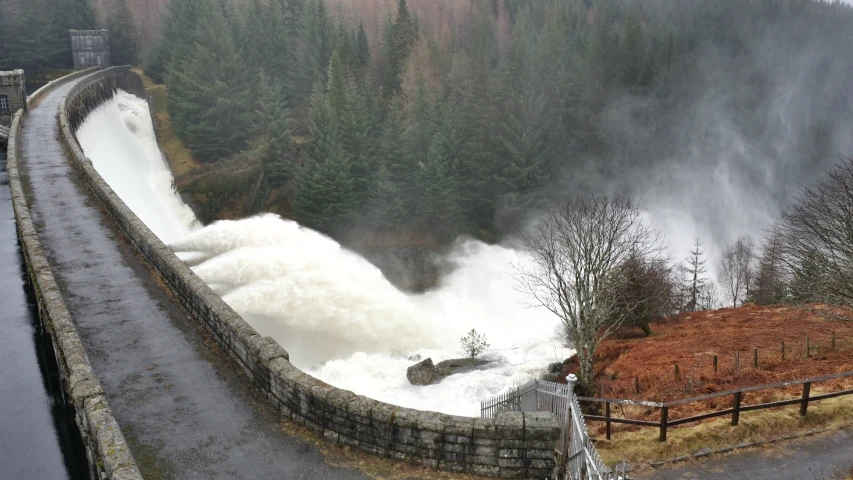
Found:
[3,0,853,314]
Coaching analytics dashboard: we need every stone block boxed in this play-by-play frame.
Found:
[470,464,500,477]
[524,412,560,441]
[498,457,527,469]
[472,416,495,439]
[499,467,526,478]
[495,412,524,441]
[470,453,498,466]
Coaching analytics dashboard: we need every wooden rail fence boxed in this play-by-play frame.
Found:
[579,370,853,441]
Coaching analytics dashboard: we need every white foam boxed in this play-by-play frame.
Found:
[76,90,198,244]
[76,90,572,417]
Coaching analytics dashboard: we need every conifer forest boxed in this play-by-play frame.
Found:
[3,0,853,286]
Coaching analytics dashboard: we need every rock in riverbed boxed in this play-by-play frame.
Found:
[406,357,492,385]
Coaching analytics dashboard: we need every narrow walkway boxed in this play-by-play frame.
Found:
[1,150,86,479]
[18,78,368,479]
[636,428,853,480]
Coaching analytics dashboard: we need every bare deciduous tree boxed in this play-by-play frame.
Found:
[717,236,755,307]
[777,157,853,319]
[515,195,662,390]
[752,227,788,305]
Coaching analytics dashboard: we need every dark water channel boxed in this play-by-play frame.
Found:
[0,149,90,479]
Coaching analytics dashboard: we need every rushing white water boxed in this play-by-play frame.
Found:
[77,90,198,244]
[76,91,570,416]
[173,218,570,416]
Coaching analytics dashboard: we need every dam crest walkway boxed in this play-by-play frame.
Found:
[17,74,366,479]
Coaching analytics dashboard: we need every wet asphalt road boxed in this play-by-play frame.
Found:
[0,149,87,479]
[635,428,853,480]
[18,78,369,479]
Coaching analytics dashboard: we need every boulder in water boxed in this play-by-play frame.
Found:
[406,357,492,385]
[407,358,440,385]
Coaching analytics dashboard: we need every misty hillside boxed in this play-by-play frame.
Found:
[3,0,853,255]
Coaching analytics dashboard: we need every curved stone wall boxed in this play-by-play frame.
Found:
[6,70,142,480]
[60,67,561,479]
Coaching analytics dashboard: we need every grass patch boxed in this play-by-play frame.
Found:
[134,68,200,178]
[596,394,853,465]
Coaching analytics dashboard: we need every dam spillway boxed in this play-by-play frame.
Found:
[15,73,367,479]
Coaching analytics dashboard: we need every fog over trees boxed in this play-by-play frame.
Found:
[4,0,853,334]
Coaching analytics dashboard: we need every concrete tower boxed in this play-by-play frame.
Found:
[70,30,112,70]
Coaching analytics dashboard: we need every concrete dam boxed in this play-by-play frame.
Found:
[5,68,561,479]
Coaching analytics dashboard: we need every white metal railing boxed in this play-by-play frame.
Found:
[480,375,628,480]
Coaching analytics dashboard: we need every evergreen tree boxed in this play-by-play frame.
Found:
[355,22,371,71]
[107,0,140,66]
[382,0,418,96]
[258,72,294,185]
[363,164,406,231]
[295,83,356,233]
[340,78,378,203]
[683,237,709,311]
[618,14,651,87]
[293,0,333,108]
[293,144,357,234]
[145,0,207,83]
[167,3,253,161]
[242,0,294,91]
[417,135,463,240]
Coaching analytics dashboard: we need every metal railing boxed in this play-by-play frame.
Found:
[481,376,626,480]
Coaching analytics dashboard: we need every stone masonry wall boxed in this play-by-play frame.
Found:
[59,67,561,478]
[1,70,27,126]
[70,30,112,70]
[6,68,142,480]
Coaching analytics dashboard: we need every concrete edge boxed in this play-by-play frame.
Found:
[59,67,562,478]
[27,67,101,109]
[7,92,143,479]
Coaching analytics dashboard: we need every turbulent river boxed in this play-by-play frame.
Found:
[76,90,571,417]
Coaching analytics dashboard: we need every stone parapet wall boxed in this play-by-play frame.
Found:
[59,67,561,479]
[6,69,142,479]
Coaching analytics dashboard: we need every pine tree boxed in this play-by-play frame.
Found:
[326,51,348,118]
[619,14,651,88]
[494,9,553,230]
[340,78,378,203]
[417,135,462,240]
[363,165,406,231]
[293,144,357,234]
[108,0,140,66]
[167,3,253,161]
[355,22,371,71]
[293,0,333,108]
[684,237,709,311]
[382,0,418,96]
[145,0,207,83]
[242,0,294,92]
[258,72,294,185]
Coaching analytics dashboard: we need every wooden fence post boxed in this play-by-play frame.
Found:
[806,336,810,358]
[713,355,718,372]
[674,363,679,378]
[659,407,669,442]
[782,341,785,360]
[605,402,611,441]
[634,376,640,394]
[736,352,740,372]
[832,331,836,351]
[753,348,758,368]
[732,392,742,426]
[800,382,811,416]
